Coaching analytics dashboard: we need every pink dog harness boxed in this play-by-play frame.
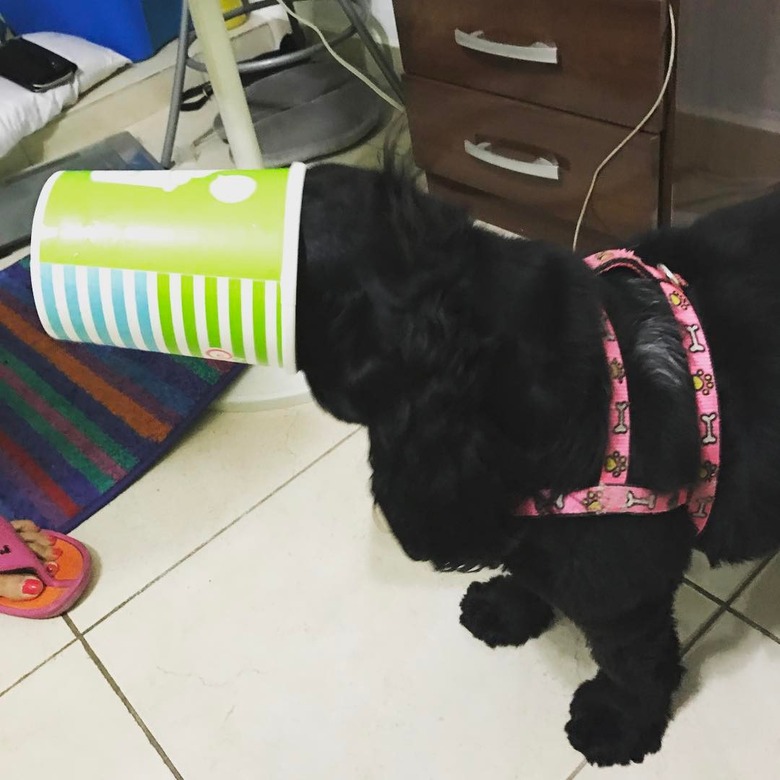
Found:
[514,249,720,533]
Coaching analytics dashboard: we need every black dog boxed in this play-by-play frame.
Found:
[296,161,780,766]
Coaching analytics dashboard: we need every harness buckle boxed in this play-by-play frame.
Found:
[657,263,687,288]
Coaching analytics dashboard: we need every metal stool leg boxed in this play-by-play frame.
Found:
[161,0,191,169]
[334,0,404,104]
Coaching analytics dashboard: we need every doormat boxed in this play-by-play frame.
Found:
[0,258,245,533]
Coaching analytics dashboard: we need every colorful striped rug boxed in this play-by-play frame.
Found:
[0,257,244,534]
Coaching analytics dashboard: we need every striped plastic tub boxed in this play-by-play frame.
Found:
[30,165,306,372]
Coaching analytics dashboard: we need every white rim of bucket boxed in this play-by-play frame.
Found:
[30,170,65,341]
[280,161,307,373]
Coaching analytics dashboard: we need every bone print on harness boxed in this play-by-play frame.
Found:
[515,249,720,533]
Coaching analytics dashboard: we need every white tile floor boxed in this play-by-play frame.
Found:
[1,416,777,780]
[2,44,780,780]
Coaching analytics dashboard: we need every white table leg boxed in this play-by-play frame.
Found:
[187,0,263,168]
[187,0,310,411]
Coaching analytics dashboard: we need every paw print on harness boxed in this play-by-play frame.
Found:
[604,451,628,478]
[609,359,626,383]
[581,489,605,514]
[699,460,718,482]
[668,289,691,311]
[693,369,714,396]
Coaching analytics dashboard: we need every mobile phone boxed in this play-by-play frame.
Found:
[0,38,77,92]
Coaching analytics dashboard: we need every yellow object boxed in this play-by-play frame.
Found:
[220,0,248,29]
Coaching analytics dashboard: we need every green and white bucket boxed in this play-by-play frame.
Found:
[30,164,306,372]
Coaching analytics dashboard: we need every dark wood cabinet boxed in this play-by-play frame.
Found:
[397,1,780,247]
[395,0,677,248]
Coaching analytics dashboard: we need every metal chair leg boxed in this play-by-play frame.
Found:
[160,0,191,168]
[334,0,404,104]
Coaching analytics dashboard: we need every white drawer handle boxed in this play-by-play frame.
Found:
[454,30,558,64]
[464,141,560,181]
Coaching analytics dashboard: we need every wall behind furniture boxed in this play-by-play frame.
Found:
[368,0,398,45]
[677,0,780,131]
[300,0,398,46]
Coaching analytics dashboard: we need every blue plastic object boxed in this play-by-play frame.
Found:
[0,0,181,62]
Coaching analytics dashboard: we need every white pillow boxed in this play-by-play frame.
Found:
[0,32,129,158]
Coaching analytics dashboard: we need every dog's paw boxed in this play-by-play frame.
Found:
[459,577,555,648]
[565,676,667,767]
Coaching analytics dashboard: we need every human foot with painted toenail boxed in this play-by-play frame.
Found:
[0,518,91,619]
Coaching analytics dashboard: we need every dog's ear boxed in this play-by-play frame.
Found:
[296,275,399,423]
[297,160,473,424]
[324,162,483,420]
[369,342,513,571]
[368,246,515,571]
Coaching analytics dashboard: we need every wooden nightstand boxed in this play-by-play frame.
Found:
[394,0,677,249]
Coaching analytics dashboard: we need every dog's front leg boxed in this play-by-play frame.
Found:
[565,592,683,767]
[459,575,556,648]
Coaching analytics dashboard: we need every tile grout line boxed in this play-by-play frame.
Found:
[682,577,727,606]
[719,549,778,643]
[63,615,185,780]
[0,635,78,699]
[676,578,729,654]
[722,552,776,608]
[681,601,730,655]
[564,758,588,779]
[682,551,775,607]
[681,553,777,654]
[79,428,360,636]
[723,605,780,645]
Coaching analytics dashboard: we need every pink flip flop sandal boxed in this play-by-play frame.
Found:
[0,518,91,619]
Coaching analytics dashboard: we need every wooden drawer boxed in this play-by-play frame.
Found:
[407,76,660,241]
[395,0,669,130]
[428,175,624,251]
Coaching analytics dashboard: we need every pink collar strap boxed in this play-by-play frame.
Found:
[515,249,720,533]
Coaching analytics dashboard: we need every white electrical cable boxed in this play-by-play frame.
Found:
[572,4,677,250]
[277,0,405,112]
